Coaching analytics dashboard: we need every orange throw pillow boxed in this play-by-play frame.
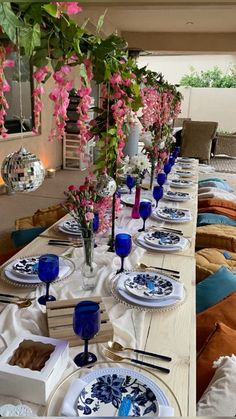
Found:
[197,322,236,401]
[197,291,236,352]
[198,198,236,211]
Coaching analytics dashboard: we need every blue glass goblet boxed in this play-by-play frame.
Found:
[168,156,175,167]
[153,186,164,208]
[164,163,172,177]
[73,301,100,367]
[38,254,59,305]
[138,200,152,232]
[157,172,166,187]
[93,212,99,247]
[115,233,132,274]
[126,175,136,194]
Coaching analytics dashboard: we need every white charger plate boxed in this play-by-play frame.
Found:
[175,171,193,178]
[155,207,191,221]
[121,193,154,206]
[4,256,75,285]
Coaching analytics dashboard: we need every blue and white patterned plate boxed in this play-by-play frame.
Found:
[125,272,174,300]
[59,219,82,235]
[144,231,181,248]
[169,179,193,189]
[164,191,190,202]
[175,171,193,178]
[12,257,39,277]
[156,208,186,220]
[76,367,171,417]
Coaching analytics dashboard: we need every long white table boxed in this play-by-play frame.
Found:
[0,162,198,416]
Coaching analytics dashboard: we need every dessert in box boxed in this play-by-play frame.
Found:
[0,333,69,405]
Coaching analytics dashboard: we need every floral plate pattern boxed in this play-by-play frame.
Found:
[156,208,186,220]
[61,219,82,234]
[12,257,39,276]
[125,272,173,300]
[169,179,193,188]
[164,191,190,202]
[144,231,181,248]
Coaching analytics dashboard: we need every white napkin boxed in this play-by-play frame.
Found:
[60,378,87,416]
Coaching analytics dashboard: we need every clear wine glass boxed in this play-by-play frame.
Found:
[138,200,152,232]
[115,233,132,274]
[73,301,100,367]
[37,254,59,305]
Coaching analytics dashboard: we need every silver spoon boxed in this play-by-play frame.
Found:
[107,341,172,361]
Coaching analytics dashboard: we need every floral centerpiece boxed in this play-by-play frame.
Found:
[121,153,150,219]
[64,179,97,285]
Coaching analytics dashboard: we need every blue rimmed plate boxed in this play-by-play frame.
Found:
[164,191,190,202]
[124,272,174,300]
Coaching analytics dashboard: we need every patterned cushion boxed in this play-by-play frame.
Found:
[196,224,236,252]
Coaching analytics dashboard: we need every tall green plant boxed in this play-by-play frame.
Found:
[180,65,236,88]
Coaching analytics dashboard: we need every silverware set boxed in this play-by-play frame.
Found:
[103,341,171,374]
[139,263,180,279]
[0,293,35,308]
[48,239,83,247]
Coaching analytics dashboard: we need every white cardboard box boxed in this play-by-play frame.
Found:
[0,333,69,405]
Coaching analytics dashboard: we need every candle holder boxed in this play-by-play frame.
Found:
[47,169,56,178]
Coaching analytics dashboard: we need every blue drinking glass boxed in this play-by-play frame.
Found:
[115,233,132,274]
[168,156,175,167]
[164,163,172,177]
[73,301,100,367]
[38,254,59,305]
[157,172,166,187]
[153,185,164,208]
[93,212,99,247]
[138,200,152,232]
[126,175,136,194]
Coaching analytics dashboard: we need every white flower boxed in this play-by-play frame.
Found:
[130,154,150,172]
[140,131,152,148]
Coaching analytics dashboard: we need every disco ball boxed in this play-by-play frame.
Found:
[97,173,117,197]
[1,147,45,193]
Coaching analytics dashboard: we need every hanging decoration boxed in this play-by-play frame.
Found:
[1,147,45,193]
[0,46,14,138]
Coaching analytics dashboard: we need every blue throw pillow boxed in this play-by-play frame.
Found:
[198,178,233,192]
[11,227,46,247]
[196,266,236,313]
[197,213,236,227]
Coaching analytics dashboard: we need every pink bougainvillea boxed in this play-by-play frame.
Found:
[0,47,15,138]
[53,2,82,17]
[48,64,74,141]
[32,66,49,134]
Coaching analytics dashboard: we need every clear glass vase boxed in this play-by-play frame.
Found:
[81,235,98,290]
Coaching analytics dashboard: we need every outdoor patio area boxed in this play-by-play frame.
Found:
[1,1,236,418]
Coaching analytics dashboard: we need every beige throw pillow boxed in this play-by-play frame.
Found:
[197,355,236,416]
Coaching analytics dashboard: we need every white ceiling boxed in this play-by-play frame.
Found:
[80,2,236,33]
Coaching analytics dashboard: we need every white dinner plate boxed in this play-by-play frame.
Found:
[61,367,173,417]
[116,273,184,308]
[164,191,190,202]
[4,256,75,285]
[124,271,177,300]
[144,231,181,248]
[175,171,193,178]
[121,192,154,206]
[136,231,188,252]
[58,219,82,236]
[169,179,193,189]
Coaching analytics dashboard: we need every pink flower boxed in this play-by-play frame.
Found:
[3,60,15,68]
[64,2,82,15]
[110,73,122,85]
[85,212,94,221]
[2,80,10,92]
[33,66,49,82]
